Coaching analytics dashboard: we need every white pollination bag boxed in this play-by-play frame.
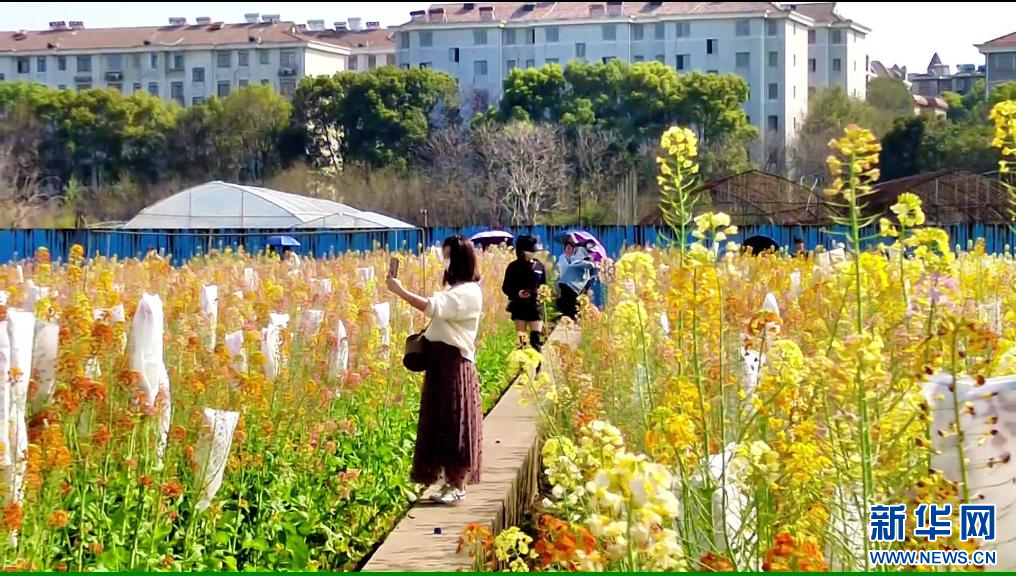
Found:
[193,407,239,512]
[357,267,375,285]
[269,313,290,330]
[200,285,218,352]
[372,303,391,349]
[924,373,1016,570]
[979,297,1003,335]
[29,319,59,414]
[224,331,247,374]
[262,323,281,380]
[0,320,11,467]
[299,310,324,336]
[6,310,34,500]
[789,271,802,299]
[310,278,333,295]
[129,293,171,464]
[0,291,7,306]
[22,282,51,312]
[242,268,257,292]
[328,320,349,381]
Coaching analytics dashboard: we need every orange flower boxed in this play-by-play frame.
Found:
[92,425,110,447]
[700,551,736,572]
[533,515,596,570]
[1,503,23,532]
[161,480,183,500]
[47,510,69,529]
[184,446,196,460]
[763,532,827,572]
[89,542,104,556]
[170,425,187,442]
[457,522,494,566]
[139,475,154,488]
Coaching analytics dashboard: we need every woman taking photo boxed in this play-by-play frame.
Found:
[385,236,483,504]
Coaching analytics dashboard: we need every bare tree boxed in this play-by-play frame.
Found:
[571,127,626,222]
[0,141,47,227]
[475,122,569,225]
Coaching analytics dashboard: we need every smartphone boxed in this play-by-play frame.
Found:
[388,257,400,278]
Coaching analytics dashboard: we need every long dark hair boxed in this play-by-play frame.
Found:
[443,235,480,286]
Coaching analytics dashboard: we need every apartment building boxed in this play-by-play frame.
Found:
[791,2,869,100]
[0,15,395,106]
[394,1,868,170]
[978,30,1016,93]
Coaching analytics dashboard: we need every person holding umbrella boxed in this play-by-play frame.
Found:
[501,235,547,352]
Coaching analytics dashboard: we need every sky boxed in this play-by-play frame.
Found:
[2,2,1013,74]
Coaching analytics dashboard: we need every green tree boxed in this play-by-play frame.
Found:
[919,117,998,174]
[989,81,1016,108]
[496,63,569,123]
[676,71,756,147]
[867,77,914,124]
[879,115,926,181]
[792,86,876,183]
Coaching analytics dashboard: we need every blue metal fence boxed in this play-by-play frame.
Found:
[2,224,1015,264]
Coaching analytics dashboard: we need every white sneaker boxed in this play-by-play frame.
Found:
[429,484,466,504]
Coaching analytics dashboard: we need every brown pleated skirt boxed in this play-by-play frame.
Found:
[410,340,483,487]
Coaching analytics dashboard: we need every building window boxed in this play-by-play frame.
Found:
[655,23,665,39]
[349,56,359,71]
[676,22,690,38]
[419,62,432,69]
[707,39,718,54]
[217,51,231,68]
[450,47,460,63]
[58,56,67,71]
[260,50,271,65]
[634,55,644,62]
[507,59,517,70]
[192,67,205,82]
[853,60,857,71]
[262,79,271,85]
[172,53,185,70]
[525,28,536,44]
[525,58,535,68]
[735,19,750,36]
[150,53,158,69]
[132,54,141,69]
[767,115,779,132]
[809,58,816,72]
[420,31,433,47]
[602,24,616,41]
[132,82,141,92]
[474,60,488,76]
[280,50,297,68]
[192,96,205,105]
[575,43,586,58]
[36,57,47,73]
[171,81,184,103]
[546,58,559,64]
[831,29,843,44]
[217,81,230,97]
[990,52,1016,71]
[633,25,645,41]
[474,29,487,45]
[766,20,778,36]
[368,55,377,69]
[387,54,395,66]
[545,26,559,42]
[707,69,718,74]
[808,29,816,44]
[602,56,616,64]
[238,50,250,67]
[280,78,297,96]
[735,52,750,68]
[399,33,410,49]
[504,29,517,45]
[107,53,122,71]
[57,84,65,89]
[768,51,777,67]
[768,83,778,100]
[655,54,665,63]
[833,58,842,72]
[147,82,159,96]
[676,54,688,70]
[16,58,29,74]
[77,55,92,73]
[76,83,91,91]
[239,79,249,88]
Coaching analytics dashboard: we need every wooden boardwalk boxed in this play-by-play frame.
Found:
[362,326,578,571]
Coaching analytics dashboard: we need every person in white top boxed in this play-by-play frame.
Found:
[385,235,484,504]
[555,241,576,277]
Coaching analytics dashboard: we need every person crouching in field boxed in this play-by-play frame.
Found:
[385,235,484,504]
[502,235,546,352]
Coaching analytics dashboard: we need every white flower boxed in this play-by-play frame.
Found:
[551,484,565,499]
[629,476,648,506]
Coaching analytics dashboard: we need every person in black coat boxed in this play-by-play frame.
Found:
[502,235,546,351]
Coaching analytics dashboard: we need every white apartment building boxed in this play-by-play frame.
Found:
[394,1,869,170]
[0,15,395,106]
[792,2,869,100]
[978,30,1016,93]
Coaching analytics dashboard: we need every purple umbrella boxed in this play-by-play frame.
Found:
[558,230,607,261]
